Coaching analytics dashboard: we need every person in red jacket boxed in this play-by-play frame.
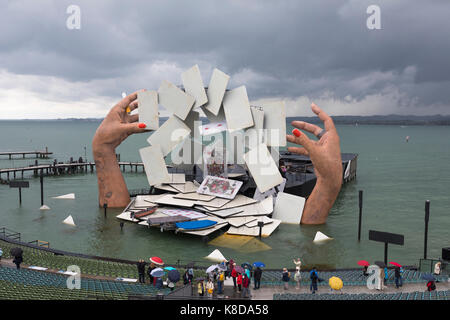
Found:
[236,272,243,293]
[231,263,238,289]
[242,274,251,298]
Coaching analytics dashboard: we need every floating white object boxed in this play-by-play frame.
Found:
[205,249,227,263]
[223,86,254,131]
[28,266,48,271]
[261,100,287,147]
[147,115,191,157]
[138,90,159,130]
[243,143,284,193]
[53,193,75,200]
[39,205,50,210]
[158,80,195,120]
[62,215,76,227]
[272,192,306,224]
[313,231,332,242]
[204,68,230,116]
[116,278,138,283]
[139,145,171,186]
[181,64,208,109]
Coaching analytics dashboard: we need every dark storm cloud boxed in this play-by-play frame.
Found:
[0,0,449,112]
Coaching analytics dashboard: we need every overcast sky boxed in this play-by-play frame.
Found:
[0,0,449,119]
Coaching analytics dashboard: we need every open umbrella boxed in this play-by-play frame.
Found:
[329,277,343,291]
[217,264,227,271]
[421,273,435,282]
[234,266,244,274]
[149,256,164,266]
[168,270,180,283]
[357,260,370,267]
[374,261,386,268]
[253,262,266,268]
[150,267,165,278]
[241,262,252,271]
[389,262,402,268]
[206,264,218,273]
[10,247,23,257]
[164,266,176,271]
[195,277,205,281]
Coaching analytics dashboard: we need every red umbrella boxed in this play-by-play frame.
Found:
[389,262,402,267]
[149,256,164,266]
[357,260,370,267]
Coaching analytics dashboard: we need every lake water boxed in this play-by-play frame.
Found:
[1,120,449,269]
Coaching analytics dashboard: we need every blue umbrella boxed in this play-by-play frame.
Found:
[241,262,253,271]
[421,273,436,281]
[253,262,266,268]
[164,266,176,271]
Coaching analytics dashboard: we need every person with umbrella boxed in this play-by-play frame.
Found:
[10,247,23,269]
[253,265,263,290]
[167,269,180,291]
[390,262,403,289]
[137,259,147,284]
[187,262,195,283]
[358,260,370,276]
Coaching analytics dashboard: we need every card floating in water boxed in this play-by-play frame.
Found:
[62,215,76,227]
[313,231,332,242]
[39,205,50,210]
[272,192,305,224]
[53,193,75,200]
[204,249,227,263]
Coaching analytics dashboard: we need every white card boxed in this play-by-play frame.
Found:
[147,115,191,157]
[153,194,196,207]
[204,68,230,116]
[199,121,228,136]
[197,175,243,200]
[138,91,159,130]
[272,192,305,224]
[139,145,171,186]
[243,143,284,193]
[223,86,254,131]
[261,100,287,147]
[181,64,208,109]
[158,80,195,120]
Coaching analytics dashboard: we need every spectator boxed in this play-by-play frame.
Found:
[188,267,194,283]
[294,268,301,290]
[137,259,146,284]
[13,254,23,270]
[155,277,163,289]
[282,268,291,290]
[426,280,436,292]
[198,279,205,297]
[231,264,238,289]
[0,248,2,267]
[206,278,214,299]
[147,264,155,285]
[394,266,403,289]
[237,272,243,293]
[253,266,262,290]
[384,267,389,286]
[242,274,251,298]
[293,258,302,271]
[434,262,441,275]
[310,267,318,294]
[183,270,190,285]
[363,265,368,276]
[217,271,224,294]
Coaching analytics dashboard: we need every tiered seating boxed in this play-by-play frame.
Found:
[261,269,449,287]
[273,290,450,300]
[0,266,170,300]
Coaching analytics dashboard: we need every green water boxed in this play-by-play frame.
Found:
[0,120,449,269]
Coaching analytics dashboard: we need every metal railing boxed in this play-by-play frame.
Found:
[0,227,21,241]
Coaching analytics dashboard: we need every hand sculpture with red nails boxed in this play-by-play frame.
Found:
[92,91,148,207]
[286,103,343,224]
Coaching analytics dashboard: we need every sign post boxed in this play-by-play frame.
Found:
[9,181,30,206]
[369,230,405,265]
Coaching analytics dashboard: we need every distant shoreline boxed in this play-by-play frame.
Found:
[1,115,450,126]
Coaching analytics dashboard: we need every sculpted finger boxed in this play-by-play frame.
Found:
[287,147,309,156]
[128,114,139,123]
[291,121,323,137]
[286,130,315,153]
[128,100,139,112]
[311,103,336,132]
[122,122,147,135]
[117,90,143,110]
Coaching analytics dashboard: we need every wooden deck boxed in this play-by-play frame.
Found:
[0,150,53,159]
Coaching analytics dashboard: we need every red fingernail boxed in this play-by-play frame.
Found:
[138,123,147,129]
[292,129,301,137]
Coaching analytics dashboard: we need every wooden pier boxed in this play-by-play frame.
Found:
[0,148,53,159]
[0,160,145,183]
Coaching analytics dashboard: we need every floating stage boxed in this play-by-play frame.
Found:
[118,152,358,241]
